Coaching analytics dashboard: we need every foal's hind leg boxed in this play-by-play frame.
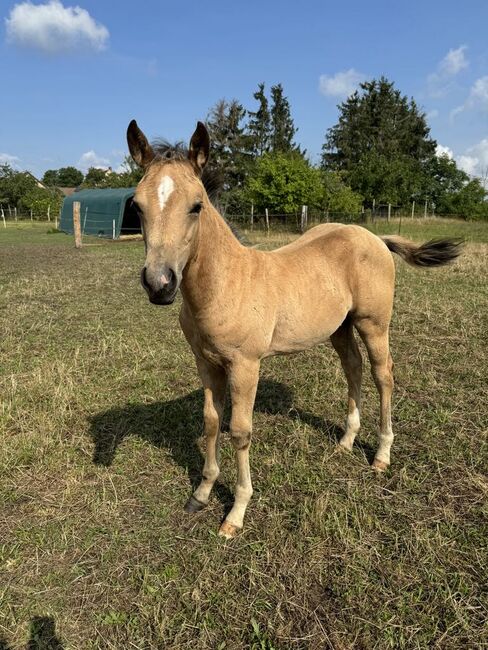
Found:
[330,318,363,451]
[355,318,394,471]
[184,358,227,512]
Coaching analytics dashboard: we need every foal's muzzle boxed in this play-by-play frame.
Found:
[141,266,178,305]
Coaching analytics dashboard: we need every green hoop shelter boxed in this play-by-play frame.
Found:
[60,188,141,239]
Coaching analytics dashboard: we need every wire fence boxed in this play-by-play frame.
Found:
[225,204,453,233]
[0,202,470,237]
[0,204,60,228]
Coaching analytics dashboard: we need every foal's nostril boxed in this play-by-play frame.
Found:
[141,266,176,294]
[164,268,175,288]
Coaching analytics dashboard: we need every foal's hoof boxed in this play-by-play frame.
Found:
[184,495,207,513]
[218,521,240,539]
[372,459,389,472]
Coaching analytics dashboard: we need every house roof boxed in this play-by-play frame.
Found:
[22,171,49,191]
[57,187,78,197]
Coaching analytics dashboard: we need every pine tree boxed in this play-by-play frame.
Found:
[247,83,271,157]
[322,77,437,205]
[206,99,252,213]
[270,84,297,153]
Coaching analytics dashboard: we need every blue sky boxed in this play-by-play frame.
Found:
[1,0,487,178]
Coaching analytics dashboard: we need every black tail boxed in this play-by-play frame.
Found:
[381,236,463,267]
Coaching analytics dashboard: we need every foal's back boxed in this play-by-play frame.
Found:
[251,224,396,357]
[268,224,395,309]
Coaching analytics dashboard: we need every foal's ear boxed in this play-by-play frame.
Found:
[189,121,210,173]
[127,119,155,169]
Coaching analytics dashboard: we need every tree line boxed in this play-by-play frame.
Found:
[1,78,487,220]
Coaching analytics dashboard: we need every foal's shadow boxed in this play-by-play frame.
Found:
[88,378,373,508]
[0,616,64,650]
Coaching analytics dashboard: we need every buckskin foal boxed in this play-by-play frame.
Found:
[127,119,461,539]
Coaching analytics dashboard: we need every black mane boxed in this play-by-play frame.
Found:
[151,139,223,204]
[149,138,244,243]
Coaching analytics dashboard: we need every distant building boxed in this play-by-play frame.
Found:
[57,187,78,197]
[21,171,49,191]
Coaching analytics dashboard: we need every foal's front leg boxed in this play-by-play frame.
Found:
[219,358,260,539]
[184,358,227,512]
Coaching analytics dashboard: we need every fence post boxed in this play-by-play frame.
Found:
[387,203,391,223]
[47,205,51,222]
[14,207,17,222]
[1,207,5,228]
[411,201,415,218]
[112,219,116,240]
[372,199,376,223]
[8,204,11,218]
[73,201,82,248]
[265,208,269,233]
[83,207,88,234]
[30,209,33,222]
[424,199,428,218]
[250,202,254,230]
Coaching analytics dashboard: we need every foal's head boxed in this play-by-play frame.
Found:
[127,120,210,305]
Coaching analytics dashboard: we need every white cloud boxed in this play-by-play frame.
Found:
[451,75,488,119]
[427,45,468,97]
[319,68,366,99]
[457,155,478,176]
[457,138,488,177]
[5,0,109,54]
[436,144,453,159]
[468,76,488,108]
[0,153,20,167]
[433,139,488,179]
[77,150,110,172]
[439,46,468,76]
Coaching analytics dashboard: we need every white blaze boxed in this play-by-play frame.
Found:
[158,176,174,211]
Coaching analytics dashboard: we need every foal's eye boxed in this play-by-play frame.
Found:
[190,202,203,215]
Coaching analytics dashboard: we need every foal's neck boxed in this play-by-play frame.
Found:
[181,202,245,312]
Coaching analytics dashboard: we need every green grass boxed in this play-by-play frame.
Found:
[1,219,487,649]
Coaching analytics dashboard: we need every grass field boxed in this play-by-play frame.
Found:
[0,219,487,649]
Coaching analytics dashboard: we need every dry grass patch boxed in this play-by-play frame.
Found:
[0,221,487,649]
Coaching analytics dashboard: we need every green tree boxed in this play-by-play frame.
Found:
[321,171,363,214]
[206,99,251,212]
[439,178,488,220]
[322,77,436,206]
[81,158,141,189]
[42,169,59,186]
[427,153,468,211]
[82,167,108,188]
[270,83,298,153]
[0,165,37,206]
[19,185,62,217]
[118,155,144,185]
[247,83,271,157]
[57,166,84,187]
[246,152,323,213]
